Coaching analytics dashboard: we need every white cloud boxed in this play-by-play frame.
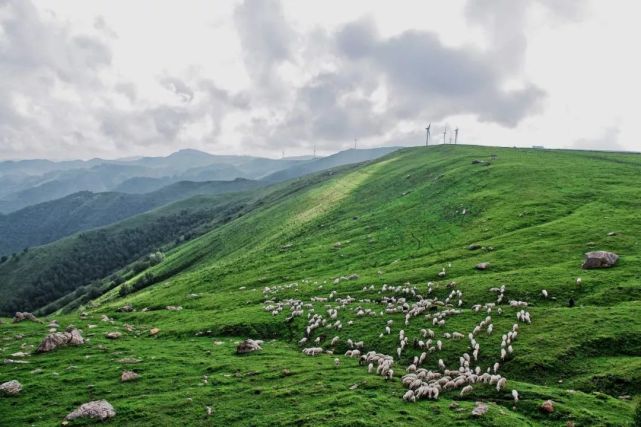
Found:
[0,0,639,160]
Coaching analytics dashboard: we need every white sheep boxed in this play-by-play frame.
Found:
[460,385,473,396]
[512,389,519,403]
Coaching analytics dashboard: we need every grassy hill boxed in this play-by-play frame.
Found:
[2,145,641,426]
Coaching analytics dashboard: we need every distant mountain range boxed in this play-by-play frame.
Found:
[0,147,400,257]
[0,149,306,212]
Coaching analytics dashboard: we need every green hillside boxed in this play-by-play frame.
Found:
[2,145,641,426]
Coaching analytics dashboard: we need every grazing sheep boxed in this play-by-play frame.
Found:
[541,289,548,298]
[512,389,519,403]
[460,385,473,396]
[334,358,340,367]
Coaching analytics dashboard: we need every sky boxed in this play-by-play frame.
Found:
[0,0,639,160]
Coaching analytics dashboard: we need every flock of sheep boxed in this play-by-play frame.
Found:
[263,275,540,405]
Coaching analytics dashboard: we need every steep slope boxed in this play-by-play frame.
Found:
[2,145,641,426]
[0,178,263,257]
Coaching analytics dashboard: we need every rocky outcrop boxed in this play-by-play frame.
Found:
[0,380,22,396]
[582,251,619,269]
[12,312,39,323]
[65,400,115,421]
[120,371,140,382]
[36,328,84,353]
[236,339,263,354]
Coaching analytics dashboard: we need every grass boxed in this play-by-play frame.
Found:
[3,144,641,426]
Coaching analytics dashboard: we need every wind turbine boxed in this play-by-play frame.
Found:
[454,128,459,145]
[425,123,431,147]
[443,126,448,145]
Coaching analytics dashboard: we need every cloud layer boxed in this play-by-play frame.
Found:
[0,0,600,159]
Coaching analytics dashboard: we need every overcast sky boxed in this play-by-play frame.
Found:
[0,0,639,160]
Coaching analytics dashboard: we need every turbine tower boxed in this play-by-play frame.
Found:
[443,126,447,145]
[425,123,431,147]
[454,128,459,145]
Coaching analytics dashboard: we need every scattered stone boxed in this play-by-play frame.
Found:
[105,332,122,340]
[118,304,133,312]
[120,370,140,382]
[88,324,97,329]
[31,368,43,374]
[10,351,29,358]
[36,328,84,353]
[236,339,263,354]
[475,262,490,270]
[206,406,213,416]
[12,312,39,323]
[47,321,59,328]
[149,327,160,336]
[65,400,116,422]
[438,271,446,278]
[4,359,29,364]
[166,305,183,311]
[468,244,481,250]
[471,402,488,417]
[124,324,135,332]
[100,315,111,322]
[619,395,631,400]
[607,231,617,236]
[116,357,141,364]
[449,402,459,410]
[540,400,554,413]
[346,274,359,281]
[0,380,22,396]
[282,369,291,377]
[349,383,359,390]
[582,251,619,269]
[333,242,342,249]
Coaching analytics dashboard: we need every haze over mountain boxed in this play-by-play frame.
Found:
[0,147,399,257]
[0,149,306,213]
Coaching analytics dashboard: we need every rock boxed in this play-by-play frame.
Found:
[116,357,141,364]
[47,321,59,328]
[582,251,619,269]
[475,262,490,270]
[120,370,140,382]
[236,339,263,354]
[4,359,29,364]
[540,400,554,413]
[166,305,183,311]
[468,244,482,250]
[282,369,291,377]
[100,315,111,322]
[124,323,135,332]
[0,380,22,396]
[607,231,617,236]
[65,400,116,421]
[449,402,459,409]
[105,332,122,340]
[438,271,446,278]
[346,274,359,281]
[118,304,133,312]
[12,312,39,323]
[149,327,160,336]
[471,402,488,417]
[10,352,29,358]
[36,328,84,353]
